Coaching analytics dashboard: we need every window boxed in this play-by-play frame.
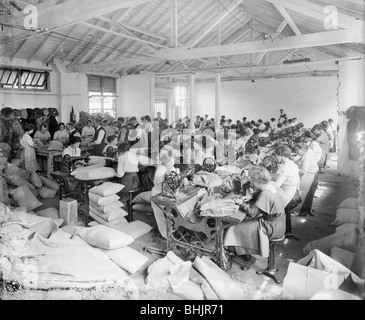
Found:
[154,101,167,118]
[175,86,189,119]
[0,67,49,90]
[88,75,117,117]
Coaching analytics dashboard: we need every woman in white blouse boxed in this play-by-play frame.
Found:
[272,145,300,207]
[115,142,141,197]
[151,153,175,239]
[53,122,69,145]
[20,124,38,173]
[62,136,81,158]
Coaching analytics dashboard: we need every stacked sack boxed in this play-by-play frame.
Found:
[4,163,59,212]
[88,183,154,242]
[132,191,154,216]
[88,182,129,229]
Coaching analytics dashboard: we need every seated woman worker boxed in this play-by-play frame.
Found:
[115,142,141,197]
[224,165,286,260]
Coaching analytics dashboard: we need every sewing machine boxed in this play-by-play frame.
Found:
[62,153,91,174]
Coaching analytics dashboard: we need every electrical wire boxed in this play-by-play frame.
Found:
[1,22,167,62]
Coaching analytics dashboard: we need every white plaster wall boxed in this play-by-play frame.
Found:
[119,76,155,119]
[194,76,339,129]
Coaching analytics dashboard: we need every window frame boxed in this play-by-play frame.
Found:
[87,75,118,117]
[0,67,50,91]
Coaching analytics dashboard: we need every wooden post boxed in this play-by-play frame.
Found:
[215,73,221,132]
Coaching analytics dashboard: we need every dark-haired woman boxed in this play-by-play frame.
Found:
[54,122,69,145]
[20,124,38,173]
[62,136,82,158]
[115,142,140,197]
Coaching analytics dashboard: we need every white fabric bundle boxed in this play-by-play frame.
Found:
[89,182,125,197]
[88,193,120,206]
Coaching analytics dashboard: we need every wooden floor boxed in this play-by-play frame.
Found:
[15,155,358,300]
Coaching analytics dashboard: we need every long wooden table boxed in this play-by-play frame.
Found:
[36,146,93,179]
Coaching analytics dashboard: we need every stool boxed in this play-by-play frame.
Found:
[285,202,300,241]
[127,189,139,222]
[256,236,285,284]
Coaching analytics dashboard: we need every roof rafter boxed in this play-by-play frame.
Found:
[70,28,364,73]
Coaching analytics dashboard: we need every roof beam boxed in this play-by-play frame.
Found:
[255,19,288,65]
[12,0,155,31]
[117,22,168,42]
[272,5,301,35]
[43,25,77,65]
[27,35,50,62]
[80,22,167,49]
[154,28,364,61]
[170,0,178,48]
[71,28,364,72]
[10,39,28,61]
[316,0,365,15]
[263,0,361,30]
[185,0,244,49]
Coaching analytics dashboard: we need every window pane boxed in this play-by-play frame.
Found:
[103,77,116,93]
[0,70,10,84]
[31,73,41,86]
[89,76,102,92]
[25,73,35,85]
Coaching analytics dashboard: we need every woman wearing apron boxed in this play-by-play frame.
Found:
[20,124,38,173]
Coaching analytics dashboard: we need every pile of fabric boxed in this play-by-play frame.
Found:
[0,204,140,295]
[145,251,250,300]
[0,162,59,211]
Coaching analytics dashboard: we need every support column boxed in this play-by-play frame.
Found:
[215,73,221,132]
[190,74,195,132]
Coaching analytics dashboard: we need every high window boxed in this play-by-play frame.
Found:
[88,75,117,117]
[0,67,49,90]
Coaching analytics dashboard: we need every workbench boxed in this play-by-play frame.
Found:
[36,146,93,179]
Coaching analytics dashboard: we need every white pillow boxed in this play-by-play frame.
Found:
[337,198,359,210]
[88,209,128,228]
[101,246,148,275]
[89,182,124,197]
[74,167,116,181]
[36,208,60,220]
[85,225,134,249]
[332,208,360,226]
[132,203,154,214]
[88,193,120,206]
[89,200,124,214]
[89,205,128,222]
[116,220,153,240]
[303,223,358,256]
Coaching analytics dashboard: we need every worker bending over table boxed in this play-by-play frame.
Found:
[224,166,286,261]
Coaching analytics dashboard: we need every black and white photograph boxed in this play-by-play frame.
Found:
[0,0,364,304]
